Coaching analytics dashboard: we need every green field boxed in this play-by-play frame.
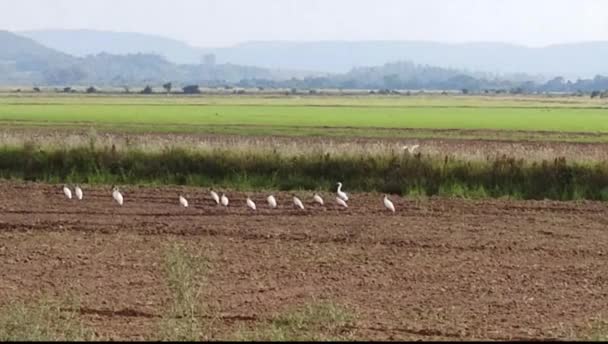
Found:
[1,94,608,140]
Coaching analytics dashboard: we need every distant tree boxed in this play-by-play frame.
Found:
[63,87,72,93]
[601,91,608,99]
[162,82,172,93]
[383,74,401,89]
[290,88,297,94]
[33,87,41,92]
[461,88,469,95]
[141,85,153,94]
[591,90,601,98]
[86,86,97,93]
[182,85,201,94]
[123,86,131,94]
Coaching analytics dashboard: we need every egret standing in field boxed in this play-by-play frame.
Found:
[246,197,257,211]
[210,190,220,205]
[112,186,124,206]
[293,195,305,210]
[63,185,72,200]
[383,194,395,213]
[313,193,324,206]
[267,195,277,209]
[74,185,83,200]
[220,193,229,207]
[403,144,420,154]
[179,194,189,208]
[336,182,349,202]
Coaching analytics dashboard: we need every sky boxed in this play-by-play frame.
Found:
[1,0,607,48]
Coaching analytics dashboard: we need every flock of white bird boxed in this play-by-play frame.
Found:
[61,181,397,213]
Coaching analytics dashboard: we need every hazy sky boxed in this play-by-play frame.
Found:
[2,0,607,47]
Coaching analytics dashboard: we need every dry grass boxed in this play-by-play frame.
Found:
[1,127,608,163]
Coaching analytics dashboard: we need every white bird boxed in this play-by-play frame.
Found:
[403,144,420,154]
[293,196,305,210]
[246,197,257,211]
[313,193,324,205]
[220,193,229,207]
[267,195,277,209]
[210,190,220,205]
[384,194,396,213]
[63,185,72,200]
[74,185,83,200]
[112,186,124,206]
[336,182,349,202]
[179,195,189,208]
[336,197,348,208]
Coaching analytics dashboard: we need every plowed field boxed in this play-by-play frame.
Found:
[1,181,607,340]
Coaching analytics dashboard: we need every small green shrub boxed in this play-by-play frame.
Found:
[235,302,355,341]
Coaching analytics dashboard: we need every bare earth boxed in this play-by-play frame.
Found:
[1,181,607,340]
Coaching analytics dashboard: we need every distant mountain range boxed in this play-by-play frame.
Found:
[0,30,292,86]
[2,30,608,93]
[20,29,608,79]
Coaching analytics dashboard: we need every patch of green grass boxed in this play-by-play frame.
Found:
[2,103,608,134]
[0,294,95,341]
[235,302,356,341]
[156,243,211,341]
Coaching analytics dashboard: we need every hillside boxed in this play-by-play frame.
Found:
[0,30,78,84]
[0,31,282,86]
[20,29,203,65]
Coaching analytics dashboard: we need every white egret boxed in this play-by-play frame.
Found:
[336,182,349,202]
[74,185,83,200]
[210,190,220,205]
[220,193,229,207]
[313,193,324,205]
[246,197,257,211]
[63,185,72,200]
[179,195,189,208]
[267,195,277,209]
[384,194,396,213]
[403,144,420,154]
[112,186,124,206]
[336,197,348,208]
[293,196,305,210]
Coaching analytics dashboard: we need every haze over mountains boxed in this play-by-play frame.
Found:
[20,29,608,79]
[2,29,608,93]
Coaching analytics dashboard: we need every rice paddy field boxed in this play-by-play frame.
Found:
[1,93,608,140]
[1,92,608,340]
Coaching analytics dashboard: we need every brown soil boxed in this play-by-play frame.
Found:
[1,181,607,340]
